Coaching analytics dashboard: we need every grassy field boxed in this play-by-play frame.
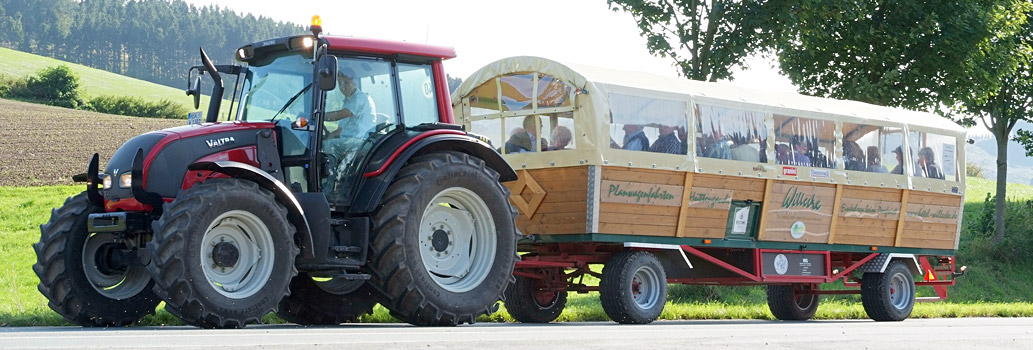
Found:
[2,178,1032,326]
[0,47,221,116]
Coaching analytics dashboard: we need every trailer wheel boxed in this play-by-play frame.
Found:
[276,275,378,325]
[766,283,820,320]
[370,151,518,326]
[503,272,567,323]
[33,192,160,326]
[600,251,667,324]
[861,260,915,321]
[148,179,299,328]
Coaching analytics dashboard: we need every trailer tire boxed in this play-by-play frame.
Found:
[861,260,915,321]
[600,251,667,324]
[766,283,819,321]
[33,192,160,327]
[277,275,378,325]
[148,179,299,328]
[503,273,567,323]
[369,151,518,326]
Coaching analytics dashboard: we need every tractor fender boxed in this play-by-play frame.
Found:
[349,132,517,214]
[187,160,315,259]
[857,253,922,276]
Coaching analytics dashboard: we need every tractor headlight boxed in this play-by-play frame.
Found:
[102,174,112,189]
[119,173,133,188]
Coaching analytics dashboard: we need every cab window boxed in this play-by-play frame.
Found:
[398,63,439,126]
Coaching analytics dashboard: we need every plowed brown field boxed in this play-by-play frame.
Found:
[0,98,183,186]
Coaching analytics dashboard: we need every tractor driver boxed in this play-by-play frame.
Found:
[325,66,376,139]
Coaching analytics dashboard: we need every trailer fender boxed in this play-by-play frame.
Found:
[187,160,315,259]
[857,253,921,275]
[349,132,516,213]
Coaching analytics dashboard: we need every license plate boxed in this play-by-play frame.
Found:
[187,111,203,125]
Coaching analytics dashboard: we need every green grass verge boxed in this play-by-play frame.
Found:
[2,179,1032,326]
[0,47,221,117]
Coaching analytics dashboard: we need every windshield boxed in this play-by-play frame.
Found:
[238,52,313,122]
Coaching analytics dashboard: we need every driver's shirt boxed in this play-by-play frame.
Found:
[326,89,376,138]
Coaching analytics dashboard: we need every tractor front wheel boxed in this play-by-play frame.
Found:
[369,151,518,326]
[148,179,299,328]
[277,275,378,325]
[33,192,159,326]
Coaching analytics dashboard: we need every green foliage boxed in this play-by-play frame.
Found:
[608,0,791,81]
[966,163,985,178]
[5,65,86,108]
[88,95,187,119]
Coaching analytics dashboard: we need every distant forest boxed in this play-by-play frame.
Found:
[0,0,304,89]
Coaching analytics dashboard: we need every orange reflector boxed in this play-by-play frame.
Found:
[870,246,878,251]
[924,269,937,281]
[703,239,711,244]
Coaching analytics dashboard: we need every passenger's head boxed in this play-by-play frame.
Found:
[775,143,791,163]
[844,141,863,159]
[867,146,882,166]
[919,147,936,165]
[522,116,541,136]
[658,124,676,136]
[623,124,643,134]
[551,125,572,149]
[893,146,903,163]
[791,136,809,154]
[337,67,358,96]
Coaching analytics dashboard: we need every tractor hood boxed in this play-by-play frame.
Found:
[102,121,275,206]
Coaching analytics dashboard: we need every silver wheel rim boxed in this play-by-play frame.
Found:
[81,233,149,299]
[418,187,497,293]
[890,272,913,310]
[631,265,662,310]
[200,210,275,299]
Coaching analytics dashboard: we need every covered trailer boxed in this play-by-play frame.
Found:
[452,56,966,324]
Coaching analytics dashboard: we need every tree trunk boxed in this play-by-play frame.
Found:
[993,132,1008,244]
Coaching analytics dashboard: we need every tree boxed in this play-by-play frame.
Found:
[608,0,791,81]
[776,0,1032,243]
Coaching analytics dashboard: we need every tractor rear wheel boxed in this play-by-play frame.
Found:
[600,251,667,324]
[33,192,159,326]
[503,272,567,323]
[277,275,378,325]
[148,179,299,328]
[861,260,915,321]
[766,283,820,321]
[369,151,518,326]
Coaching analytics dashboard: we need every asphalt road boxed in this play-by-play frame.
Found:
[2,317,1031,349]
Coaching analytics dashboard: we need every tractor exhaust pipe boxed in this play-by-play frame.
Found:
[199,47,223,123]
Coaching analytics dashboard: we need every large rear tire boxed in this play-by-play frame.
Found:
[861,260,915,321]
[369,151,518,326]
[503,272,567,323]
[766,283,819,321]
[277,275,378,325]
[600,251,667,324]
[33,192,160,326]
[148,179,299,328]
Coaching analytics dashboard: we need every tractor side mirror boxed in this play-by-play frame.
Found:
[186,76,202,109]
[316,53,338,91]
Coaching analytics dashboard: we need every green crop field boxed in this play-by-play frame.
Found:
[0,47,223,116]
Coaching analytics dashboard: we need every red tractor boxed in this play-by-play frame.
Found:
[33,19,518,328]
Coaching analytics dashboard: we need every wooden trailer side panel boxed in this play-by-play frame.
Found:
[899,192,962,250]
[831,186,902,247]
[506,168,589,235]
[597,168,684,237]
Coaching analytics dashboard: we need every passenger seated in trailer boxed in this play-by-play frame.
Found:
[649,124,684,154]
[621,124,649,151]
[504,116,548,153]
[547,125,572,151]
[728,134,761,162]
[867,146,889,173]
[918,147,945,179]
[890,146,907,175]
[844,141,866,171]
[783,136,811,166]
[775,143,791,164]
[703,127,733,159]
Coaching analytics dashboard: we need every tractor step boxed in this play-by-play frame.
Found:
[331,245,363,253]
